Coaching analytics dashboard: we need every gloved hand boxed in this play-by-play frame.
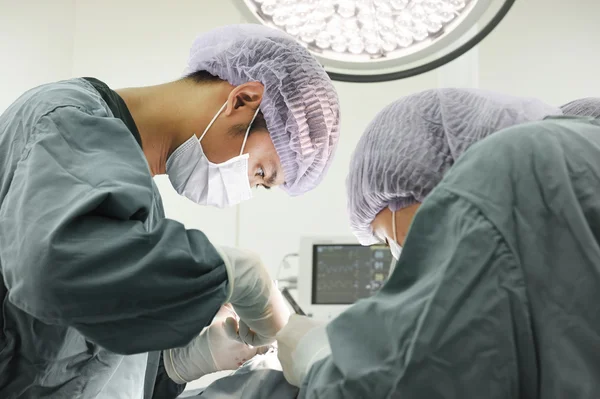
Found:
[276,315,331,387]
[214,246,290,347]
[163,304,270,384]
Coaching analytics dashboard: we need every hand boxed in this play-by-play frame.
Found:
[276,315,331,387]
[163,304,270,384]
[215,246,290,346]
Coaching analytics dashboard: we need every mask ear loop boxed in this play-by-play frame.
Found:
[392,210,398,246]
[199,102,227,142]
[240,107,261,155]
[389,209,399,278]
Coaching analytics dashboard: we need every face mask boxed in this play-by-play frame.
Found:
[166,102,260,208]
[389,210,402,260]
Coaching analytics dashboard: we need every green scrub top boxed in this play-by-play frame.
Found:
[303,118,600,399]
[0,78,227,398]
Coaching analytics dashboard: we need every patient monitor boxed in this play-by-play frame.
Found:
[297,237,394,320]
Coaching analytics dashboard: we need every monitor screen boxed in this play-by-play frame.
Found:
[312,244,393,305]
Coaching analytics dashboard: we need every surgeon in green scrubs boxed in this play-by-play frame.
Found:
[277,89,600,398]
[0,24,340,399]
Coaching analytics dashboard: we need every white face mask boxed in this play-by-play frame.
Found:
[389,210,402,260]
[166,102,260,208]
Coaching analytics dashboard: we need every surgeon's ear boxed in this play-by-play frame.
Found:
[225,82,264,116]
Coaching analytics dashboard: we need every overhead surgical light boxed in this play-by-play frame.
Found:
[237,0,516,82]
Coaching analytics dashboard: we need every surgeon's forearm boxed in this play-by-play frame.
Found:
[300,356,391,399]
[300,357,346,398]
[10,214,228,355]
[293,325,332,385]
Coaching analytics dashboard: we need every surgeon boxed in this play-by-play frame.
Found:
[344,88,559,253]
[0,24,340,399]
[561,97,600,118]
[274,89,600,397]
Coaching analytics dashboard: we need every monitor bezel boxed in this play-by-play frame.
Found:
[298,236,391,320]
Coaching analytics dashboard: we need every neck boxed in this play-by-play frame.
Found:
[116,79,231,176]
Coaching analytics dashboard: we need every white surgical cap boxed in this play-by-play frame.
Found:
[560,98,600,118]
[185,24,340,196]
[347,88,561,245]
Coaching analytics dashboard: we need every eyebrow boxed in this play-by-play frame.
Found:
[266,169,277,187]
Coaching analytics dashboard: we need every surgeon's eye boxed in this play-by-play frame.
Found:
[374,234,389,247]
[254,167,270,190]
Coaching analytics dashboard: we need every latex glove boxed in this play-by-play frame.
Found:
[163,304,270,384]
[215,246,290,347]
[276,315,332,387]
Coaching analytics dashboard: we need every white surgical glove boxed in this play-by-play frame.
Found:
[276,315,332,387]
[215,246,290,347]
[163,304,270,384]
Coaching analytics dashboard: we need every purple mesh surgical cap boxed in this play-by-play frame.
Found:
[560,98,600,118]
[347,88,561,245]
[185,24,340,196]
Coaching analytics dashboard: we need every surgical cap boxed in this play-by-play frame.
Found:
[347,88,561,245]
[560,98,600,118]
[185,24,340,196]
